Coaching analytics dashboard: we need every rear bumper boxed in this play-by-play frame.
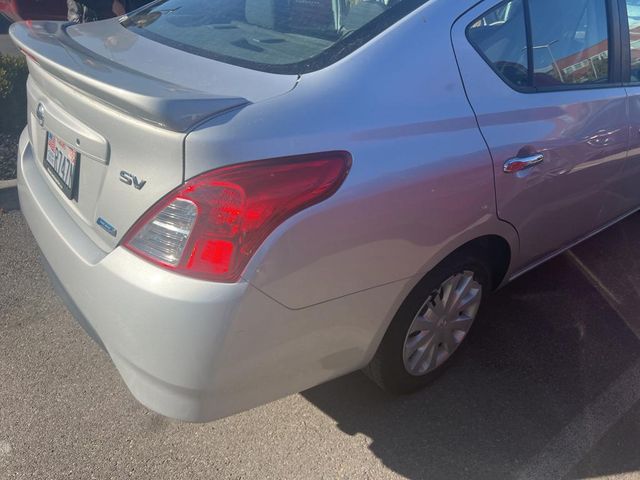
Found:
[17,128,406,421]
[18,129,249,421]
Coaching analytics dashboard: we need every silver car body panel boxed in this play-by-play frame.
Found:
[18,126,409,421]
[23,68,185,251]
[185,0,518,308]
[10,18,298,253]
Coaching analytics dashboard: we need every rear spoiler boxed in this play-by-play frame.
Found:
[9,21,250,132]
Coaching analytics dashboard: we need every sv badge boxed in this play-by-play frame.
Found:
[120,170,147,190]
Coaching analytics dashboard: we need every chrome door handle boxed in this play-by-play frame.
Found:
[503,153,544,173]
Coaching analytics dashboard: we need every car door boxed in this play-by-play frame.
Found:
[452,0,629,271]
[620,0,640,207]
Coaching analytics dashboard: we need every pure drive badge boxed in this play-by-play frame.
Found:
[97,217,117,237]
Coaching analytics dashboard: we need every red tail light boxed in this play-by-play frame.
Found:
[122,152,351,283]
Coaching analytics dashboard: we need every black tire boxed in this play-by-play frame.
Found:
[363,249,491,394]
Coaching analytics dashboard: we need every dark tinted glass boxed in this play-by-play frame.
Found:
[124,0,429,74]
[627,0,640,81]
[529,0,609,86]
[467,0,529,88]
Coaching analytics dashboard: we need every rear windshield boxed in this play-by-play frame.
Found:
[123,0,427,74]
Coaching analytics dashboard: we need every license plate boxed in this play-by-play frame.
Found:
[44,132,80,200]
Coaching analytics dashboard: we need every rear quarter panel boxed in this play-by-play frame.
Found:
[185,0,519,309]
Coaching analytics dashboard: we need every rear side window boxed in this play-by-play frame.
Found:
[123,0,430,74]
[467,0,529,88]
[530,0,609,85]
[468,0,611,90]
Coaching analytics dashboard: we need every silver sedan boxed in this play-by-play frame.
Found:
[11,0,640,421]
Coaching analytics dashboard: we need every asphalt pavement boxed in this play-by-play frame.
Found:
[0,17,17,56]
[2,207,640,479]
[0,37,16,56]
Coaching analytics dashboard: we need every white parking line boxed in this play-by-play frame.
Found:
[516,251,640,480]
[566,251,622,310]
[515,357,640,480]
[567,250,640,341]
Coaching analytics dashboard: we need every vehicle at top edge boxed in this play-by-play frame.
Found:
[0,0,149,22]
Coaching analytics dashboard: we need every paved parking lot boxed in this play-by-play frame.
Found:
[2,206,640,479]
[0,17,17,56]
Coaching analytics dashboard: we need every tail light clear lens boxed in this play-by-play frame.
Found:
[126,198,197,267]
[122,152,351,283]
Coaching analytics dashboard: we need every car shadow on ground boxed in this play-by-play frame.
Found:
[303,213,640,480]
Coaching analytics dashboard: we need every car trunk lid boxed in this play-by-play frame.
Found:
[9,20,298,252]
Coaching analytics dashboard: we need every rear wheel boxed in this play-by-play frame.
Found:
[364,252,490,394]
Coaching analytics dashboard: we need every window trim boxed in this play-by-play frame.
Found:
[523,0,534,87]
[610,0,624,84]
[466,0,623,93]
[619,0,640,84]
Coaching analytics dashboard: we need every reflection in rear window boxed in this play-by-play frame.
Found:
[123,0,427,74]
